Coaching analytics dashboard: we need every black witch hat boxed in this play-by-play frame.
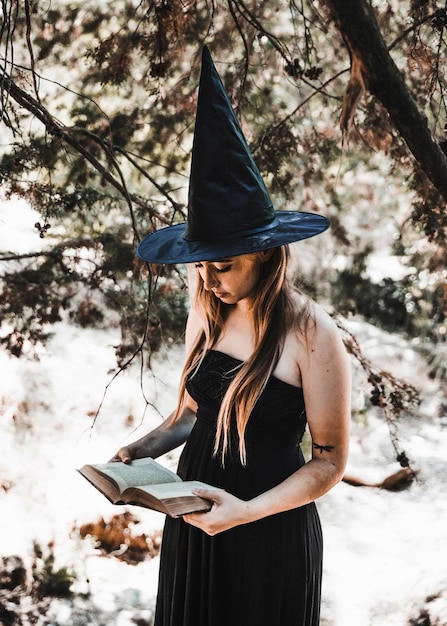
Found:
[136,47,329,264]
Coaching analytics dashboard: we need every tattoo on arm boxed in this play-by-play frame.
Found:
[313,443,334,454]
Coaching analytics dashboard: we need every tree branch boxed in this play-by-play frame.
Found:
[0,72,183,232]
[323,0,447,201]
[0,233,119,262]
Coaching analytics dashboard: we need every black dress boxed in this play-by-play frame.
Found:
[154,350,323,626]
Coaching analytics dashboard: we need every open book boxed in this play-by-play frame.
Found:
[77,457,213,517]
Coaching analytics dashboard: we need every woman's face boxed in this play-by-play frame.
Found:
[194,254,264,306]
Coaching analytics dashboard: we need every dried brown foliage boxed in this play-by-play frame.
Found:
[77,511,162,564]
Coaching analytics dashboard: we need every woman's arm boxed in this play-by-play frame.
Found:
[185,307,351,534]
[109,400,197,463]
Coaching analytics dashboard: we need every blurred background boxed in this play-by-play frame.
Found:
[1,1,446,624]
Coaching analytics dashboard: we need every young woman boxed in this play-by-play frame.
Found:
[110,47,351,625]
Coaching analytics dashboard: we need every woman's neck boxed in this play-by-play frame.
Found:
[214,305,255,361]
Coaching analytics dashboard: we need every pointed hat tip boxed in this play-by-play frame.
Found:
[201,45,213,71]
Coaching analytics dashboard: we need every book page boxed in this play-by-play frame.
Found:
[92,457,181,490]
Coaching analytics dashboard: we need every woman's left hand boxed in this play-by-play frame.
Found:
[182,487,252,536]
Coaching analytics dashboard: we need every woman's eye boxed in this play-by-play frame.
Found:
[194,263,231,273]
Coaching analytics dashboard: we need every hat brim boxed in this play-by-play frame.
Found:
[136,211,330,264]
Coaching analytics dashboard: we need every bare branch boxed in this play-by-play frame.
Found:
[23,0,40,101]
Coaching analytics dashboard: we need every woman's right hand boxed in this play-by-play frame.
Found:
[109,446,134,464]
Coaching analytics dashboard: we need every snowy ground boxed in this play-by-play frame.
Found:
[1,316,446,626]
[1,197,446,625]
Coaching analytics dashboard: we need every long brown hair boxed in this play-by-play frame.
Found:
[172,246,313,464]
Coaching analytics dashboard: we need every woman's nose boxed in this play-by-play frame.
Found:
[203,268,218,290]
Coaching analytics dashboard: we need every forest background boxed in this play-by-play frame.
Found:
[0,0,446,624]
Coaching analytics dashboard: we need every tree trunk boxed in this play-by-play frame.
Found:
[322,0,447,201]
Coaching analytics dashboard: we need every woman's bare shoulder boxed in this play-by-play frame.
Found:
[309,306,347,367]
[313,302,340,334]
[289,291,343,354]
